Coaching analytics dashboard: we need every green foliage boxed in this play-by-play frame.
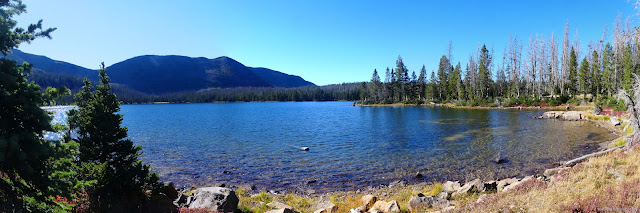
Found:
[69,63,162,211]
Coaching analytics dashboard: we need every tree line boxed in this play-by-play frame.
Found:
[360,17,637,109]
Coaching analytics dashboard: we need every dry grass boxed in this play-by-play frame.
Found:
[456,146,640,212]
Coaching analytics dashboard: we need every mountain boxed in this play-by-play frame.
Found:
[6,49,96,80]
[250,67,315,88]
[4,50,315,94]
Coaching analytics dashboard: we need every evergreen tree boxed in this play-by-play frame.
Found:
[578,57,590,97]
[602,43,614,96]
[449,62,462,100]
[477,45,493,99]
[68,64,162,211]
[590,50,601,99]
[437,55,450,101]
[0,1,78,211]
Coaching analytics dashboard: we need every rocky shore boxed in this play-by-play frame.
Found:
[158,110,630,213]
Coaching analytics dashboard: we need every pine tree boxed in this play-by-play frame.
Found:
[602,43,614,96]
[590,50,601,99]
[437,55,450,101]
[477,45,493,99]
[578,57,590,97]
[69,64,161,211]
[0,1,76,211]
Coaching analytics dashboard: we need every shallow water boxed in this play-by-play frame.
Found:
[45,102,618,192]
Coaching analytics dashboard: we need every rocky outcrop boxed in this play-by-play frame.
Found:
[266,208,299,213]
[187,187,239,212]
[456,179,483,195]
[497,177,519,192]
[407,196,449,212]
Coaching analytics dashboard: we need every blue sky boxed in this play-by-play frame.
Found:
[15,1,637,86]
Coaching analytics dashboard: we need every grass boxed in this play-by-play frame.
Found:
[455,146,640,212]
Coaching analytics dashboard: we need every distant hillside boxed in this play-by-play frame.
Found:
[250,67,315,88]
[4,50,315,94]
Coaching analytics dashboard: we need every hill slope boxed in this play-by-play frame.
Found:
[5,50,315,94]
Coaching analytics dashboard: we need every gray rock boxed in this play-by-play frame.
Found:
[502,176,534,192]
[610,118,621,126]
[456,179,482,194]
[497,178,519,192]
[441,181,461,193]
[370,200,400,213]
[436,191,449,200]
[563,111,582,121]
[543,167,566,179]
[361,194,377,210]
[187,187,239,212]
[407,196,450,212]
[313,202,337,213]
[268,201,293,209]
[350,206,366,213]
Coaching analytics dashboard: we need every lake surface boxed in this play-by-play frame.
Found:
[104,102,616,192]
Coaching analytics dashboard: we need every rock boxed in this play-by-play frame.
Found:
[268,201,293,209]
[160,182,179,201]
[497,178,518,192]
[147,192,178,212]
[266,208,299,213]
[442,181,461,193]
[370,200,400,213]
[543,167,566,179]
[441,206,456,212]
[313,202,337,213]
[187,187,239,212]
[350,206,367,213]
[407,196,449,212]
[563,111,582,121]
[175,193,189,208]
[610,118,621,126]
[541,111,561,119]
[361,195,377,209]
[502,176,534,192]
[389,180,406,187]
[415,172,423,179]
[483,181,497,192]
[456,179,482,194]
[417,193,425,197]
[436,191,449,200]
[308,180,317,184]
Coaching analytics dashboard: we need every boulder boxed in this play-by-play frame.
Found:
[483,181,497,192]
[268,201,293,209]
[497,178,519,192]
[436,191,449,200]
[187,187,239,212]
[160,182,179,201]
[350,206,367,213]
[563,111,582,121]
[266,208,299,213]
[361,195,377,209]
[610,118,621,126]
[502,176,534,192]
[456,179,483,194]
[313,202,337,213]
[407,196,449,212]
[541,111,561,119]
[370,200,400,213]
[441,181,461,193]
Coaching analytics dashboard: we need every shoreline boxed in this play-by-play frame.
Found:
[172,108,632,212]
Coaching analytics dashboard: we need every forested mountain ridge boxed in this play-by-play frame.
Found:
[5,50,316,94]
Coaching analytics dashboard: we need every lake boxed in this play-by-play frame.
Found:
[49,102,618,192]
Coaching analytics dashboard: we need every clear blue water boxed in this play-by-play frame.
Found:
[114,102,616,192]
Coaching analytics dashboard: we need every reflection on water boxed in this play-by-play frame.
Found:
[77,102,618,192]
